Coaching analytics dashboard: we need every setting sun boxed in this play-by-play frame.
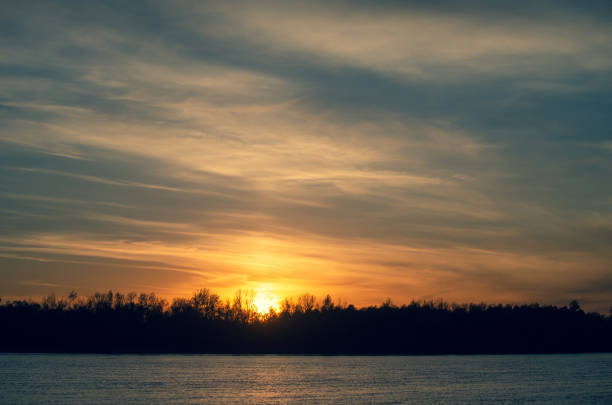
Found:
[2,1,612,402]
[253,292,280,315]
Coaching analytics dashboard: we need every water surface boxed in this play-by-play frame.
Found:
[1,353,611,404]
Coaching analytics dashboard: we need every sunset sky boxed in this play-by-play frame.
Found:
[1,1,611,311]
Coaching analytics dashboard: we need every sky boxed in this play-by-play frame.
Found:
[1,0,611,311]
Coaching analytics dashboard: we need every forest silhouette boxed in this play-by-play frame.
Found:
[1,289,611,354]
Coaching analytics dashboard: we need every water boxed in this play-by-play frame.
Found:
[1,353,611,404]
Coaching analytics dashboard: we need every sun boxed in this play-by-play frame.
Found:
[253,292,280,315]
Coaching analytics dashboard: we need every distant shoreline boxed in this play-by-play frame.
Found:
[2,289,611,354]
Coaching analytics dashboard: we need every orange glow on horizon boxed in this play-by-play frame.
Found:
[252,291,281,315]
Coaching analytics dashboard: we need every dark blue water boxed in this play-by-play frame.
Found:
[1,353,611,404]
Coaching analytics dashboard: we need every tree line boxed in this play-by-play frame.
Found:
[1,289,610,354]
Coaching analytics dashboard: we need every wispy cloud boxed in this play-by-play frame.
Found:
[200,1,612,80]
[1,0,611,311]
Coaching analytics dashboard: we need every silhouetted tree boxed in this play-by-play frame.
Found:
[0,289,610,354]
[569,299,581,312]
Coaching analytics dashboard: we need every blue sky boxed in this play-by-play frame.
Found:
[1,0,611,310]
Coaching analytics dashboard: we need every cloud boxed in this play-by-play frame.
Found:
[198,1,612,81]
[1,0,611,311]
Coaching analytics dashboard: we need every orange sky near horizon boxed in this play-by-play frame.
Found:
[1,1,612,313]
